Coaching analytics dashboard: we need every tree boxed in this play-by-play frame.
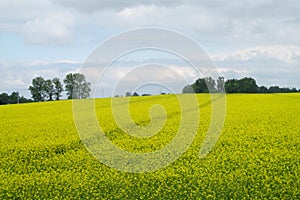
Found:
[80,81,91,99]
[225,79,239,93]
[268,86,281,93]
[43,79,54,101]
[29,76,64,101]
[29,76,46,102]
[8,92,19,104]
[64,74,75,99]
[125,92,131,97]
[132,92,139,96]
[0,92,32,105]
[64,73,91,99]
[291,87,298,92]
[258,86,268,93]
[192,78,208,93]
[238,77,258,93]
[205,77,216,92]
[188,76,300,95]
[0,93,9,105]
[182,85,194,93]
[217,76,225,92]
[225,78,258,93]
[191,77,216,93]
[52,77,63,100]
[19,96,32,103]
[280,87,291,93]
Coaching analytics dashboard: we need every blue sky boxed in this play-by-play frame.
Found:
[1,0,300,98]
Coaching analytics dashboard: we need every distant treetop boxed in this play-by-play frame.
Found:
[182,77,299,94]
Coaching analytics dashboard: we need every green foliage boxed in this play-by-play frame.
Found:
[52,77,63,100]
[217,76,225,92]
[29,76,46,101]
[225,77,258,93]
[258,86,268,93]
[192,78,209,93]
[0,94,299,199]
[182,85,194,93]
[0,92,30,105]
[43,79,55,101]
[184,76,223,93]
[224,79,239,93]
[185,76,298,94]
[125,91,131,97]
[237,77,258,93]
[0,93,9,104]
[0,92,32,105]
[29,77,58,101]
[64,73,91,99]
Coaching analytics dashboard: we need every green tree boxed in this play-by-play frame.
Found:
[0,93,9,105]
[192,78,208,93]
[0,92,32,105]
[52,77,63,100]
[238,77,258,93]
[64,73,91,99]
[64,74,75,99]
[268,86,281,93]
[182,84,194,93]
[225,79,239,93]
[280,87,291,93]
[19,96,32,103]
[44,79,55,101]
[205,77,217,92]
[29,76,46,102]
[291,87,298,92]
[217,76,225,92]
[258,86,268,93]
[8,92,19,104]
[125,91,131,97]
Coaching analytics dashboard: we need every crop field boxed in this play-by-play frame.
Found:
[0,94,299,199]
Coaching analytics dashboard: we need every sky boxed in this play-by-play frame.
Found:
[1,0,300,98]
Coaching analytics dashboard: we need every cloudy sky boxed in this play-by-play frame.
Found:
[1,0,299,97]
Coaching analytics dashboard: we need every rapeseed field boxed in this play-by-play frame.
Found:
[0,94,299,199]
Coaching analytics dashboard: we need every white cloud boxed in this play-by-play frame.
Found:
[1,0,300,48]
[0,60,80,97]
[0,1,55,21]
[55,60,81,64]
[98,65,195,96]
[118,5,159,19]
[211,45,300,63]
[1,0,300,94]
[210,45,300,87]
[22,14,74,45]
[51,0,182,13]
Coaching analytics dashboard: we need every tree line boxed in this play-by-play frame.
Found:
[123,92,152,97]
[182,77,299,94]
[0,92,32,105]
[0,73,91,105]
[28,73,91,102]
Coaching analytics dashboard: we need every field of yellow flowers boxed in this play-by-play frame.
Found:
[0,94,299,199]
